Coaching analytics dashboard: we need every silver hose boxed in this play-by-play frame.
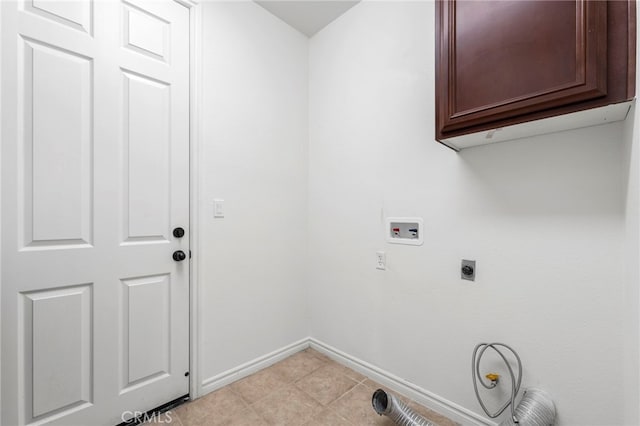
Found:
[472,343,555,425]
[472,343,522,422]
[371,389,435,426]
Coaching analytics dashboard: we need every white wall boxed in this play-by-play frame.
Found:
[196,1,638,423]
[308,2,629,425]
[623,105,639,426]
[198,1,309,387]
[621,9,640,423]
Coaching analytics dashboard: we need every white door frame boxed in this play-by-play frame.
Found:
[0,0,4,414]
[178,0,203,401]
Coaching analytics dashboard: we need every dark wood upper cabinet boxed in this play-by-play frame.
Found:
[435,0,636,148]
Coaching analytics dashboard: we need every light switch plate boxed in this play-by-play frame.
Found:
[213,199,224,218]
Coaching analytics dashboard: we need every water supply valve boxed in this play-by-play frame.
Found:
[485,373,499,386]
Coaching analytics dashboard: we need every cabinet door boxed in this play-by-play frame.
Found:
[436,0,609,137]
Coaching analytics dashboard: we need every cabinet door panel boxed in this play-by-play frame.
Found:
[437,0,608,135]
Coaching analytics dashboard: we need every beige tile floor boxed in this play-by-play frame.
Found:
[161,348,458,426]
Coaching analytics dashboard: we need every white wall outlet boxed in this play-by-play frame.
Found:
[213,199,224,218]
[376,251,386,270]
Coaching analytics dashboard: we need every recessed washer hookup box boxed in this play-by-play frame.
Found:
[385,217,423,246]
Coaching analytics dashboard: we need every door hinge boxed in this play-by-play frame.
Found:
[189,250,192,259]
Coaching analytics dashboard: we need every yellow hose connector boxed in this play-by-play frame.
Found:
[485,373,499,382]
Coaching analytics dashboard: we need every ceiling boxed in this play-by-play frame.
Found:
[255,1,360,37]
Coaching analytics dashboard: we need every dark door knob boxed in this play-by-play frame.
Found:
[173,227,185,238]
[173,250,187,262]
[461,265,474,276]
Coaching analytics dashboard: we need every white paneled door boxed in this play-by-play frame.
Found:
[1,1,191,425]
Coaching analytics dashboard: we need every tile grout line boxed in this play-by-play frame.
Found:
[231,352,329,409]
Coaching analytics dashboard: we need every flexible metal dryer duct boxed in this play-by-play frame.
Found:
[371,387,555,426]
[371,389,435,426]
[499,388,556,426]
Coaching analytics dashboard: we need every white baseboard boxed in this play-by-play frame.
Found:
[199,338,310,396]
[198,337,494,426]
[308,338,496,426]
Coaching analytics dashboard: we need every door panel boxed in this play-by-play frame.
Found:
[25,284,93,421]
[122,70,171,243]
[121,274,171,391]
[21,37,93,248]
[25,0,93,34]
[123,2,170,62]
[2,1,191,425]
